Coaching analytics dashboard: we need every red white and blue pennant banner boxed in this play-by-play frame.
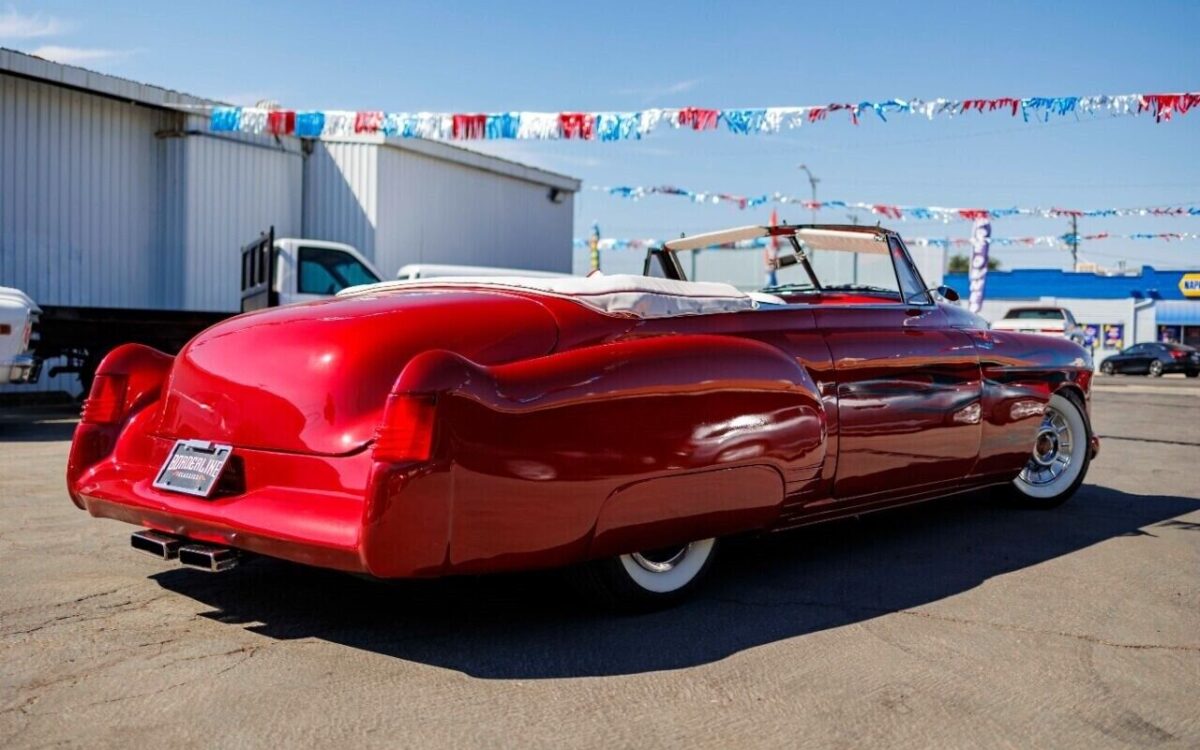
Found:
[207,93,1199,140]
[594,186,1200,222]
[574,232,1200,251]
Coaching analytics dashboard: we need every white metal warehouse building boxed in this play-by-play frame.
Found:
[0,49,578,311]
[0,48,578,392]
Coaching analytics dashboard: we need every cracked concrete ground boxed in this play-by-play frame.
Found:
[1,377,1198,748]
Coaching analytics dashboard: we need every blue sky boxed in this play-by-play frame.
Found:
[3,0,1198,271]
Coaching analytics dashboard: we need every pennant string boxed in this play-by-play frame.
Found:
[205,91,1200,139]
[589,185,1200,223]
[572,232,1200,252]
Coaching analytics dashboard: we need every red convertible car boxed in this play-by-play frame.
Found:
[68,225,1098,608]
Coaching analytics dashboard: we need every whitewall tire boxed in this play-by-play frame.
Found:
[578,538,719,610]
[1006,392,1091,508]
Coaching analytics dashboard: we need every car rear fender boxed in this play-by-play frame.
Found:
[363,334,827,575]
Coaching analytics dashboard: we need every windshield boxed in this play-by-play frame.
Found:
[299,246,381,295]
[642,227,930,303]
[765,249,899,296]
[761,233,926,302]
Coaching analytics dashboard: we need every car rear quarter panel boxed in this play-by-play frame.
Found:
[360,334,827,577]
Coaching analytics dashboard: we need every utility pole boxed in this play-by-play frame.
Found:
[1069,215,1079,271]
[798,164,820,225]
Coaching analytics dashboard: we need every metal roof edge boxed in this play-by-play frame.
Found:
[0,48,582,192]
[381,137,581,192]
[0,47,221,110]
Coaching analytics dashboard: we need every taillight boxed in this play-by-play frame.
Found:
[1170,350,1187,360]
[81,374,129,425]
[373,394,437,463]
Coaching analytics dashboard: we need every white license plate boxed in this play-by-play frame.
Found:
[153,440,233,498]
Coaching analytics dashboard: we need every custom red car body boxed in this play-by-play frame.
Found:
[67,225,1097,583]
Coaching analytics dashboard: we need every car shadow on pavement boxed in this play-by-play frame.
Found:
[0,405,80,442]
[151,486,1199,679]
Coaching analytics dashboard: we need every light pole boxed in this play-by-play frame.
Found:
[797,164,820,225]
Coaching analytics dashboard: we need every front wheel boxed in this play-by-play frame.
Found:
[1149,360,1164,377]
[576,538,718,611]
[1002,392,1091,509]
[1100,360,1115,375]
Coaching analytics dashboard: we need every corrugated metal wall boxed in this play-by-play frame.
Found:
[0,73,171,308]
[302,140,575,277]
[0,77,302,314]
[302,141,378,260]
[178,117,302,311]
[375,145,574,276]
[0,76,302,393]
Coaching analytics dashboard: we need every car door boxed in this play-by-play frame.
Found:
[1127,344,1154,373]
[815,240,983,502]
[1144,344,1167,372]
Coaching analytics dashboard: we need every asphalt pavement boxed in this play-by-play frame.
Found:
[1,375,1198,748]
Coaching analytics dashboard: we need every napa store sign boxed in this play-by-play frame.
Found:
[1180,273,1200,298]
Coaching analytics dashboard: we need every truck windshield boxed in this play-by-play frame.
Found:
[299,247,380,295]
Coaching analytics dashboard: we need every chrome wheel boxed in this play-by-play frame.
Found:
[618,538,716,594]
[1149,360,1164,377]
[1019,409,1074,487]
[1012,393,1088,501]
[1100,360,1114,375]
[629,544,691,574]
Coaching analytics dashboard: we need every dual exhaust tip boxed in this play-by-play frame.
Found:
[130,530,241,572]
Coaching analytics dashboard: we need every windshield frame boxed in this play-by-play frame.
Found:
[649,225,933,306]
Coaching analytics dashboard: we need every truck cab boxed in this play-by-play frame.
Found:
[241,230,384,312]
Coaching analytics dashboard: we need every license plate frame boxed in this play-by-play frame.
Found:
[153,440,234,498]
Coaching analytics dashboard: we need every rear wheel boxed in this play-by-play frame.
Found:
[1001,392,1091,509]
[577,538,718,611]
[1149,360,1164,377]
[1187,371,1199,378]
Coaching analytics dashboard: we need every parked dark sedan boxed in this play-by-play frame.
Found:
[1100,342,1200,377]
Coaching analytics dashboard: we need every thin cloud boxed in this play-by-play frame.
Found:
[0,6,67,38]
[614,79,701,103]
[27,45,131,66]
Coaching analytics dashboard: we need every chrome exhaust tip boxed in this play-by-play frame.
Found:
[131,530,184,560]
[178,544,241,573]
